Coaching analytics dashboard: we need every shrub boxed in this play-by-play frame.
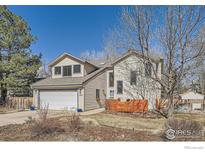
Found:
[30,105,64,136]
[25,116,33,124]
[37,104,49,121]
[66,111,82,131]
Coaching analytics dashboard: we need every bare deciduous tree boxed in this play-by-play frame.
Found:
[109,6,205,118]
[80,35,120,62]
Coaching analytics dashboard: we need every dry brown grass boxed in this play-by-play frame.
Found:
[81,112,205,133]
[163,118,204,140]
[1,111,205,141]
[164,118,203,132]
[83,112,165,132]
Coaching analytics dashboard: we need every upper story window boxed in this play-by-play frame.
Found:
[109,72,114,87]
[130,71,137,85]
[54,66,61,75]
[145,62,152,77]
[63,65,72,76]
[73,64,81,74]
[117,81,123,94]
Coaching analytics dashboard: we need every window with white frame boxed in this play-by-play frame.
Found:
[73,64,81,74]
[54,66,61,75]
[110,90,114,98]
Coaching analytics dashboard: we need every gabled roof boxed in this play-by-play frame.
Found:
[84,67,108,82]
[112,49,163,65]
[87,57,119,68]
[48,52,85,67]
[31,67,108,89]
[48,52,99,68]
[31,77,84,88]
[32,49,163,89]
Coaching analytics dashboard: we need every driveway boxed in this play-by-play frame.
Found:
[0,108,105,127]
[0,110,67,126]
[0,111,37,126]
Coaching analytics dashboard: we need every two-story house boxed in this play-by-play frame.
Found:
[32,49,163,111]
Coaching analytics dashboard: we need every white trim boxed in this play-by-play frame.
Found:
[106,70,114,99]
[49,52,85,67]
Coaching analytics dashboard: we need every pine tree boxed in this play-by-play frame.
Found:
[0,6,41,101]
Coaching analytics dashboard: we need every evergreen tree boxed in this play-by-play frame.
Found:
[0,6,41,101]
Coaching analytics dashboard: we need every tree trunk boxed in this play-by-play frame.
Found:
[167,95,174,118]
[1,87,7,103]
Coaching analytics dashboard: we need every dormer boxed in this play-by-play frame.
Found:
[49,52,98,78]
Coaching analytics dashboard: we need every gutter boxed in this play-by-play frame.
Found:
[31,84,83,90]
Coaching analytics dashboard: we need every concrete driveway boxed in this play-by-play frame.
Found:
[0,111,37,126]
[0,108,105,127]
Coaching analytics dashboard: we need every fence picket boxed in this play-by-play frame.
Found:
[7,97,33,110]
[106,99,148,113]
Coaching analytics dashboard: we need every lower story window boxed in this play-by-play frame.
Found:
[110,90,114,98]
[117,81,123,94]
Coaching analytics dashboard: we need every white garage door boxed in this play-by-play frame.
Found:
[40,90,78,110]
[192,103,202,110]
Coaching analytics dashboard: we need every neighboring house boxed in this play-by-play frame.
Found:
[176,91,205,112]
[36,65,49,80]
[31,50,163,111]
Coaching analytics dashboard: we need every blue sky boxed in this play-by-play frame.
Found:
[8,6,122,64]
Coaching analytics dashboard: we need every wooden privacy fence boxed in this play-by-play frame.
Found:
[7,97,33,110]
[106,99,148,113]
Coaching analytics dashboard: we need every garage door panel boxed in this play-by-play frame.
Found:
[192,103,202,110]
[40,91,77,110]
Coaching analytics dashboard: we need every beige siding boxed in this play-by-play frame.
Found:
[52,56,84,78]
[84,63,97,75]
[78,88,85,111]
[114,55,161,110]
[84,71,107,111]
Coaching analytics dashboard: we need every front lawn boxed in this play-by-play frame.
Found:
[0,111,204,141]
[0,115,162,141]
[81,112,166,132]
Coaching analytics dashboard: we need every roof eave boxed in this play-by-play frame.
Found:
[112,50,161,66]
[32,84,83,90]
[48,52,85,67]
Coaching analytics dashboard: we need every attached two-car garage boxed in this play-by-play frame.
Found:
[39,90,78,110]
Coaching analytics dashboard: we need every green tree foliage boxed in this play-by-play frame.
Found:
[0,6,41,99]
[2,51,41,96]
